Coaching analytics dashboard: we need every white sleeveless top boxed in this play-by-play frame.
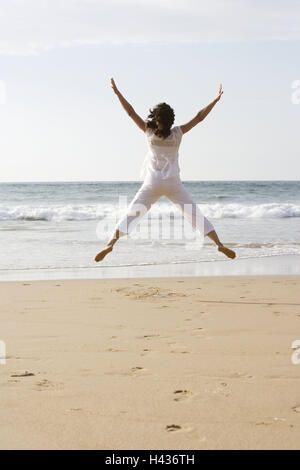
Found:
[140,126,183,180]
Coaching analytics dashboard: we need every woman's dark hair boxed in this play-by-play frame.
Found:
[146,102,175,139]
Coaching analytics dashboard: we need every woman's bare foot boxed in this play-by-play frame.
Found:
[94,245,113,262]
[218,244,236,259]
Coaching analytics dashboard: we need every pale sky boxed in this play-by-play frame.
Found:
[0,0,299,182]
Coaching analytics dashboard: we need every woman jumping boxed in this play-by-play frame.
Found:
[95,78,236,263]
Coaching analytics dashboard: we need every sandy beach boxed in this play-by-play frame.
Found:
[1,275,300,450]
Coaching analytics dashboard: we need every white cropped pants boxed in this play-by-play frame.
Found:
[115,175,214,237]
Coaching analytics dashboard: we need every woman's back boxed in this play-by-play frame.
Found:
[146,126,183,157]
[140,126,183,180]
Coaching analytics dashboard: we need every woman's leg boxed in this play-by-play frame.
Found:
[94,229,122,262]
[166,181,236,259]
[95,182,161,262]
[206,229,236,259]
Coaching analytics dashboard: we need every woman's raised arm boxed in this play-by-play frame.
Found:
[180,84,223,135]
[111,78,146,132]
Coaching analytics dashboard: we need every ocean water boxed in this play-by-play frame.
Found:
[0,180,299,280]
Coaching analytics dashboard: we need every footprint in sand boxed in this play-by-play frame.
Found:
[140,348,151,357]
[106,348,126,352]
[255,421,273,426]
[210,383,230,397]
[173,390,193,401]
[66,408,83,412]
[166,424,191,433]
[11,371,35,377]
[191,327,204,336]
[292,406,300,413]
[35,379,63,391]
[113,287,186,301]
[136,334,160,340]
[131,366,144,372]
[166,424,181,432]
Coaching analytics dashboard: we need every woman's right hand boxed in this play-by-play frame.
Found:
[111,77,119,94]
[215,83,223,102]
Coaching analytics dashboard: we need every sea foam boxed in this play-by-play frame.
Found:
[0,201,299,222]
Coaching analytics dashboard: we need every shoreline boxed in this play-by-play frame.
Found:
[1,254,299,282]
